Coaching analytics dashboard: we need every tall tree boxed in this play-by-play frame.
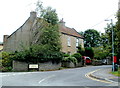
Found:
[35,1,61,52]
[84,29,100,47]
[116,11,120,59]
[100,33,109,48]
[85,47,94,59]
[105,23,118,56]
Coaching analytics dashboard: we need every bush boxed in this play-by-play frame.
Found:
[2,52,13,67]
[72,53,82,62]
[77,45,85,56]
[0,59,2,70]
[64,53,70,57]
[62,56,78,65]
[12,45,64,63]
[85,47,94,59]
[1,66,12,72]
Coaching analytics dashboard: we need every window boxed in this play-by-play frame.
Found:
[76,38,79,47]
[67,37,71,46]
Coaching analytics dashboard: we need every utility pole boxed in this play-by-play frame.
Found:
[105,19,114,72]
[111,19,114,72]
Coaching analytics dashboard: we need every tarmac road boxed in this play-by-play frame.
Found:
[0,65,119,87]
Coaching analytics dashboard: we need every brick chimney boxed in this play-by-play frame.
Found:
[59,18,66,26]
[30,11,37,21]
[3,35,9,43]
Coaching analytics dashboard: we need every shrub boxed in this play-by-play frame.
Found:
[62,56,78,65]
[2,52,13,67]
[77,45,85,56]
[1,66,12,72]
[85,47,94,59]
[12,45,63,63]
[0,59,2,69]
[72,53,82,62]
[64,53,70,57]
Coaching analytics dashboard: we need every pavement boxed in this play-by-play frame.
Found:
[89,67,119,86]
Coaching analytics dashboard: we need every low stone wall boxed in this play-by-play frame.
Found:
[92,60,102,66]
[12,60,61,71]
[39,62,61,71]
[62,61,75,68]
[76,62,83,67]
[13,60,28,71]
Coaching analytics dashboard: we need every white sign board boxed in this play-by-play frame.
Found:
[29,64,39,68]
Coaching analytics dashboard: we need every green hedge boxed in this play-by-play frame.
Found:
[62,55,78,65]
[12,45,63,63]
[72,53,82,62]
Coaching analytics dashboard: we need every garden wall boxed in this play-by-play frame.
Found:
[62,61,83,68]
[76,62,83,67]
[39,62,61,71]
[13,60,28,71]
[92,60,102,66]
[62,62,75,68]
[12,60,61,71]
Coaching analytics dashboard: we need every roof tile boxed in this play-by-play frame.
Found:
[59,25,83,38]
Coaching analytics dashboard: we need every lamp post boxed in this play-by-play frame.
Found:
[105,19,114,72]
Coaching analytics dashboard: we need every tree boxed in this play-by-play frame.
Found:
[105,23,119,57]
[116,11,120,59]
[41,7,58,25]
[84,29,100,47]
[35,1,58,25]
[12,1,63,63]
[93,46,110,60]
[77,44,85,56]
[85,47,94,59]
[34,1,61,52]
[102,11,120,63]
[79,31,84,37]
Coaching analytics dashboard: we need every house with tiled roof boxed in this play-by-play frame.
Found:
[59,19,84,54]
[3,12,84,54]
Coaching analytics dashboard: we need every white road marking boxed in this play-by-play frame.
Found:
[38,75,55,84]
[1,72,31,77]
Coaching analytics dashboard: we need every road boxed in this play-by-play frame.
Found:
[0,65,118,86]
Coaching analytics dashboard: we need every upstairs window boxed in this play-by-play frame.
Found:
[67,37,71,46]
[76,38,79,47]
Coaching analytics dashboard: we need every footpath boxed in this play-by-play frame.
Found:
[90,67,119,86]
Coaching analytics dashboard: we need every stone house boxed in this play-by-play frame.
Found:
[59,19,84,54]
[3,12,84,55]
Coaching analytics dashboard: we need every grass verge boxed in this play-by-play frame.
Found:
[110,67,120,77]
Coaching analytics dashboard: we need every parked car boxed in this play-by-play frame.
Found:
[82,56,92,65]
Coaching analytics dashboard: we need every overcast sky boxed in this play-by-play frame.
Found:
[0,0,119,42]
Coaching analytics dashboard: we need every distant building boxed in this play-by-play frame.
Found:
[3,12,84,55]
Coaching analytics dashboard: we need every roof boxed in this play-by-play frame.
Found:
[59,25,83,38]
[8,17,30,38]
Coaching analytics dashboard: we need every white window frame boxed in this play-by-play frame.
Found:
[76,38,79,47]
[67,36,71,46]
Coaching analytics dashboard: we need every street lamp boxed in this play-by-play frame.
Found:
[105,19,114,72]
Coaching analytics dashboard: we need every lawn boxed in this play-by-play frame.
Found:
[110,67,120,77]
